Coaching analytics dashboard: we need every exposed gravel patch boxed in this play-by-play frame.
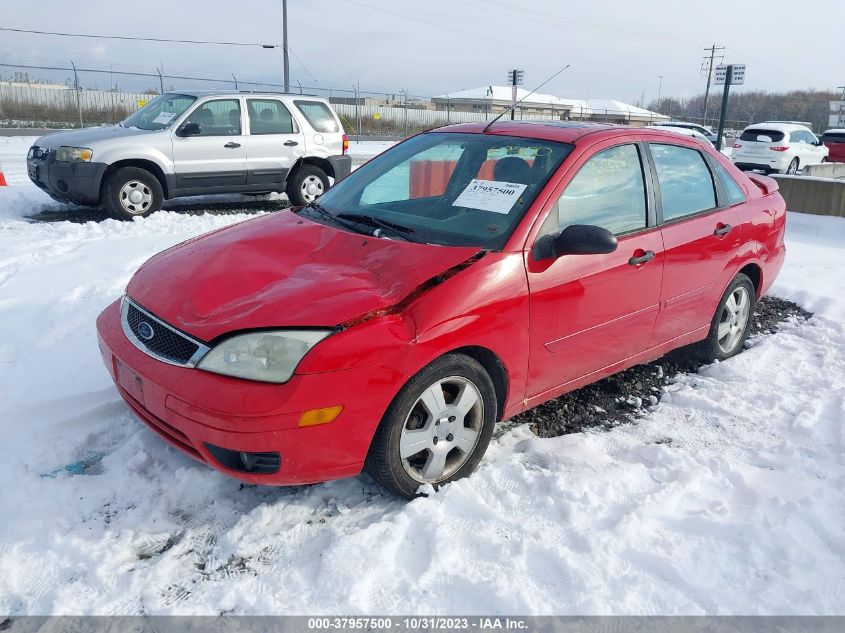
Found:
[505,296,813,439]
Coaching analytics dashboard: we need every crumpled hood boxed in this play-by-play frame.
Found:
[35,125,152,150]
[127,212,480,341]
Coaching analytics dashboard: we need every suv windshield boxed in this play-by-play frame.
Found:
[121,93,197,131]
[740,128,785,143]
[310,132,573,249]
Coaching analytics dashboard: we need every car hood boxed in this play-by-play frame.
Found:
[35,125,153,150]
[126,211,481,341]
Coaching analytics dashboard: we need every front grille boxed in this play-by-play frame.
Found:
[121,298,209,366]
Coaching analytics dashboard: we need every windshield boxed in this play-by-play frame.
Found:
[311,132,573,249]
[121,93,197,131]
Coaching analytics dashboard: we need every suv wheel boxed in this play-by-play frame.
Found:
[365,354,497,498]
[103,167,163,220]
[785,157,799,175]
[286,164,329,206]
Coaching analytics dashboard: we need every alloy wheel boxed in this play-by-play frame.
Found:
[717,286,751,354]
[399,376,484,484]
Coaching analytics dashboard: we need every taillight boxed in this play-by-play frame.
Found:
[733,143,742,148]
[342,133,349,154]
[769,146,788,152]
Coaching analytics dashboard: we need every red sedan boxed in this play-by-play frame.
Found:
[96,121,786,498]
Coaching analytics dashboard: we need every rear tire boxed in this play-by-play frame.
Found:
[785,157,799,175]
[286,164,329,206]
[365,354,497,499]
[694,273,755,363]
[102,167,163,220]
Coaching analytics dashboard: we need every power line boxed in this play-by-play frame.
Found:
[0,26,278,47]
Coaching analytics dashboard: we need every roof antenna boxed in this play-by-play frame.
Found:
[482,64,571,133]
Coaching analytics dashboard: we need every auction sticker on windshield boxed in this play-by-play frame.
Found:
[452,179,527,214]
[152,112,177,125]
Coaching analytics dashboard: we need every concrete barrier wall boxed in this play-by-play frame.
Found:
[772,175,845,217]
[804,163,845,179]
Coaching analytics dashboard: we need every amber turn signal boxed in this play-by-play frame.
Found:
[298,405,343,427]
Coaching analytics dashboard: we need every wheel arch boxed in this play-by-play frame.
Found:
[101,159,170,199]
[429,345,509,422]
[290,156,335,180]
[738,262,763,299]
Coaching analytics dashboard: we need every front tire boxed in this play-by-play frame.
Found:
[286,164,329,206]
[102,167,163,220]
[695,273,755,363]
[365,354,497,498]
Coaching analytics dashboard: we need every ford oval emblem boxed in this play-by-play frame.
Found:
[137,321,155,340]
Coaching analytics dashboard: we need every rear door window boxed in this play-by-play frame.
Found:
[294,100,339,133]
[739,129,785,143]
[247,99,296,135]
[649,144,717,221]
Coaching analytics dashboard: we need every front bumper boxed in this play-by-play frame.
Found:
[96,299,403,485]
[27,150,107,205]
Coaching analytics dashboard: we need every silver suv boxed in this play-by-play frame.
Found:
[26,91,351,219]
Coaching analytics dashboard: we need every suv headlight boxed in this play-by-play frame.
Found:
[56,146,93,162]
[197,330,332,383]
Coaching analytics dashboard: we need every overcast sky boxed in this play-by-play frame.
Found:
[1,0,841,103]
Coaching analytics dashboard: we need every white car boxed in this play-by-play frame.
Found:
[648,125,715,147]
[650,121,720,145]
[731,122,829,175]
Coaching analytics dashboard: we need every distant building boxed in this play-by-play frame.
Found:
[431,86,669,126]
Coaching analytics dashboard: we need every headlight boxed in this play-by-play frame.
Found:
[56,146,93,162]
[197,330,332,383]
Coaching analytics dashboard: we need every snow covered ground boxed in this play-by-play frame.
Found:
[0,135,844,615]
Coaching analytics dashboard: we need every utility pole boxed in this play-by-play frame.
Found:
[657,75,663,110]
[282,0,290,92]
[701,44,724,125]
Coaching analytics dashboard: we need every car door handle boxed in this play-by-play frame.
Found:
[223,142,241,149]
[283,140,299,147]
[628,250,655,266]
[713,223,732,237]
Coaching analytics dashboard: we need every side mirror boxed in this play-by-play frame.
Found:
[533,224,618,261]
[177,122,201,137]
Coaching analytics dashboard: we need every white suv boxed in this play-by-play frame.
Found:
[731,122,828,175]
[27,91,351,219]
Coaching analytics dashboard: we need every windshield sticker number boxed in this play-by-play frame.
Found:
[152,112,177,124]
[452,179,527,215]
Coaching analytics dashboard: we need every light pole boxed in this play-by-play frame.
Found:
[282,0,290,92]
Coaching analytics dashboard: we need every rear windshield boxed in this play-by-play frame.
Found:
[294,100,339,133]
[740,129,785,143]
[821,132,845,143]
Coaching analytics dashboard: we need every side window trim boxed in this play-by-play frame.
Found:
[644,142,721,226]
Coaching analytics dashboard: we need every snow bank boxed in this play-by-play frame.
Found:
[0,132,844,615]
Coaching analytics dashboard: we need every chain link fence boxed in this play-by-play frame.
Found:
[1,61,670,135]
